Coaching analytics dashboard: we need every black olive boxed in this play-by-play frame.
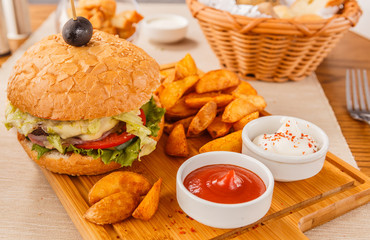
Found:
[62,16,93,47]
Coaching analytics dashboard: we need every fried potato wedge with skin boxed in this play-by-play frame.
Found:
[166,97,198,120]
[120,10,144,23]
[224,81,258,96]
[199,130,243,153]
[233,111,259,131]
[160,68,176,84]
[111,13,131,29]
[222,98,259,123]
[195,69,240,93]
[185,92,234,108]
[164,116,194,134]
[234,94,267,110]
[207,116,233,138]
[84,191,140,225]
[165,124,189,157]
[68,8,92,19]
[79,0,101,9]
[118,25,136,39]
[155,85,165,96]
[175,54,198,80]
[88,171,151,205]
[159,75,199,110]
[89,11,105,29]
[132,178,163,221]
[100,0,117,18]
[187,101,217,137]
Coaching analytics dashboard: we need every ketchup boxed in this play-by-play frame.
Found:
[183,164,266,204]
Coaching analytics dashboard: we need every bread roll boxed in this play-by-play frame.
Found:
[7,30,160,121]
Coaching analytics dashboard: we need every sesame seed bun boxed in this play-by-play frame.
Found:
[7,30,160,121]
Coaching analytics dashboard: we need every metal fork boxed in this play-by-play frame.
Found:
[346,69,370,124]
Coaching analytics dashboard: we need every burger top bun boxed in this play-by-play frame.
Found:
[7,30,160,121]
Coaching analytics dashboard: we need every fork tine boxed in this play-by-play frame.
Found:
[357,69,366,111]
[346,69,352,111]
[351,69,359,111]
[363,69,370,111]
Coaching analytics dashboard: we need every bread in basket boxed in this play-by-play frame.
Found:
[186,0,362,82]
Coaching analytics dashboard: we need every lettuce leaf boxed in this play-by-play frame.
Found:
[141,97,166,137]
[31,138,141,167]
[47,134,64,153]
[5,103,40,136]
[113,99,164,160]
[32,144,51,159]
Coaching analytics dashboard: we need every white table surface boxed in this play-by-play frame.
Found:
[0,3,369,240]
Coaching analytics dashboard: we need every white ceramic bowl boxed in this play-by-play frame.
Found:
[142,14,188,43]
[176,151,274,229]
[242,116,329,182]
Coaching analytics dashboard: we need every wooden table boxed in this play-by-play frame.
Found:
[1,4,368,176]
[0,4,369,240]
[316,32,370,176]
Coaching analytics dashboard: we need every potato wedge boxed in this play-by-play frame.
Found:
[79,0,101,9]
[164,116,194,134]
[155,85,165,96]
[233,111,259,131]
[224,81,258,96]
[185,92,234,108]
[222,98,259,123]
[165,124,189,157]
[207,116,233,138]
[160,68,176,84]
[199,130,243,153]
[118,25,136,39]
[195,69,240,93]
[84,191,140,225]
[187,101,217,136]
[234,94,267,110]
[89,11,105,29]
[132,178,163,221]
[159,75,199,110]
[111,13,131,29]
[166,97,198,120]
[88,171,151,205]
[100,0,117,19]
[68,8,92,19]
[119,10,144,23]
[175,54,198,80]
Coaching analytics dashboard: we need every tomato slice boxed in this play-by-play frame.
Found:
[139,108,146,126]
[75,109,146,150]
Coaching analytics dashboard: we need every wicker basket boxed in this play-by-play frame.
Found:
[186,0,362,82]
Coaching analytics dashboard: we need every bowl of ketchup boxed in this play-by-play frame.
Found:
[176,151,274,229]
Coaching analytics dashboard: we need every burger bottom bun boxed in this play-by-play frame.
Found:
[17,117,164,176]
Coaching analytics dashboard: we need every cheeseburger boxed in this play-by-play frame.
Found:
[5,30,165,175]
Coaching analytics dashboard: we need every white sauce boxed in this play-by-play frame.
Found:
[147,17,186,29]
[253,118,318,156]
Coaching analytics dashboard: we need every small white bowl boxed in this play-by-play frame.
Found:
[176,151,274,229]
[142,14,188,43]
[242,116,329,182]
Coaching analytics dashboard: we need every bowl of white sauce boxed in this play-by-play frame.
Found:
[142,14,188,43]
[241,116,329,182]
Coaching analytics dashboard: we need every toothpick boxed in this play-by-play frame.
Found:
[70,0,77,20]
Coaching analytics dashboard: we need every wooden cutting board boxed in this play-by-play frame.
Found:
[39,65,370,240]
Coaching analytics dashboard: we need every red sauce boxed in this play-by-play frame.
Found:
[183,164,266,204]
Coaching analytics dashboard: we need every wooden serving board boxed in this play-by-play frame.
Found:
[40,65,370,240]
